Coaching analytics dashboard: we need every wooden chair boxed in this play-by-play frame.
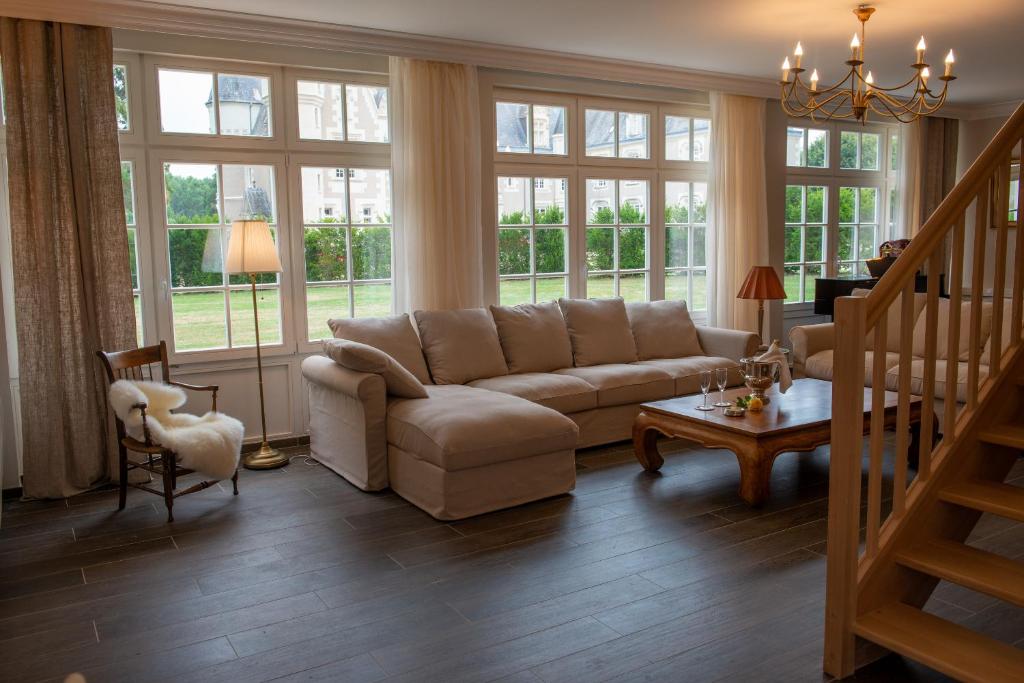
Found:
[97,341,238,522]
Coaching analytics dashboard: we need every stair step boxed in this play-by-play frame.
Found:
[979,424,1024,449]
[940,480,1024,523]
[896,540,1024,607]
[854,603,1024,682]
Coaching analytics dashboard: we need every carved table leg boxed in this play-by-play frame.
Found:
[632,412,666,472]
[734,444,776,507]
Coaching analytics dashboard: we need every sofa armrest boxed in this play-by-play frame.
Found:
[789,322,834,378]
[696,326,760,361]
[301,355,390,491]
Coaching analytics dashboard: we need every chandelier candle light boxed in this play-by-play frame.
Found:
[779,5,955,123]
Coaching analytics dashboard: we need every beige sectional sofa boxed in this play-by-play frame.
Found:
[301,298,758,519]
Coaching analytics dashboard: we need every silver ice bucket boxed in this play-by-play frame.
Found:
[739,356,781,405]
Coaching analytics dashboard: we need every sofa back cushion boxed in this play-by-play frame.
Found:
[981,298,1011,365]
[489,302,574,373]
[911,299,991,361]
[322,339,428,399]
[414,308,509,385]
[327,314,431,384]
[626,300,704,360]
[852,288,927,353]
[557,297,638,367]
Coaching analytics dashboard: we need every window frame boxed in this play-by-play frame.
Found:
[492,89,576,167]
[661,171,710,312]
[576,96,658,169]
[118,150,156,345]
[114,52,145,145]
[659,104,713,172]
[284,68,391,153]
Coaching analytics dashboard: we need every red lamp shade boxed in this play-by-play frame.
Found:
[737,266,787,301]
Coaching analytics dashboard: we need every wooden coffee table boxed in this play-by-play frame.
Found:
[632,378,932,506]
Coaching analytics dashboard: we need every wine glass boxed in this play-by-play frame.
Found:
[696,369,715,411]
[713,367,732,407]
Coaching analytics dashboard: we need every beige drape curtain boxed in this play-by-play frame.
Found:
[390,57,483,312]
[897,116,959,237]
[708,92,770,332]
[0,19,137,498]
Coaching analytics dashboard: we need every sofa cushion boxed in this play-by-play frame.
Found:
[554,364,673,407]
[885,359,986,403]
[328,314,431,384]
[626,300,704,360]
[852,288,926,353]
[981,299,1012,365]
[413,308,508,385]
[558,297,638,366]
[805,349,900,387]
[912,299,990,361]
[635,356,742,395]
[321,339,428,399]
[386,385,578,471]
[489,302,574,373]
[468,372,597,414]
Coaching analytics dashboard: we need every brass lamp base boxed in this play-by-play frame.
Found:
[243,442,288,470]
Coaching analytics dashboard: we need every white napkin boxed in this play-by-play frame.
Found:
[756,340,792,394]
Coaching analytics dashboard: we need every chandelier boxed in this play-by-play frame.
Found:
[779,5,956,123]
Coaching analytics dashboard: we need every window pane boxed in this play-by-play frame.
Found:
[784,226,802,264]
[858,227,876,260]
[840,131,859,169]
[693,183,708,222]
[345,85,388,143]
[665,181,690,223]
[217,74,271,137]
[805,264,822,301]
[297,80,344,141]
[121,161,136,225]
[304,227,347,282]
[222,165,275,223]
[306,285,349,339]
[158,69,215,135]
[499,279,529,305]
[693,118,710,162]
[498,177,530,224]
[349,169,391,224]
[230,288,281,346]
[692,227,707,267]
[619,227,646,269]
[691,270,707,310]
[536,276,566,301]
[532,105,566,155]
[496,102,529,153]
[499,228,530,275]
[352,227,391,280]
[585,109,615,157]
[535,228,566,273]
[586,228,614,271]
[165,163,219,224]
[618,180,647,224]
[169,228,223,287]
[665,271,687,300]
[619,273,647,302]
[806,186,825,224]
[786,127,806,167]
[785,186,803,223]
[665,115,690,161]
[172,291,226,350]
[127,228,138,290]
[618,112,648,159]
[838,225,855,261]
[134,295,143,346]
[890,132,900,172]
[302,167,347,223]
[805,225,825,262]
[666,226,688,268]
[587,179,615,223]
[783,264,801,302]
[114,64,129,131]
[534,177,567,224]
[859,187,878,222]
[587,274,615,298]
[353,283,392,317]
[839,187,856,223]
[807,129,827,167]
[861,133,880,170]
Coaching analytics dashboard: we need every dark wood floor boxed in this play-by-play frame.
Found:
[2,440,1022,683]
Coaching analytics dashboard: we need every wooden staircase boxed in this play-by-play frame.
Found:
[824,102,1024,682]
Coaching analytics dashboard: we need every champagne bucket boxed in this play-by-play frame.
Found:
[740,356,779,405]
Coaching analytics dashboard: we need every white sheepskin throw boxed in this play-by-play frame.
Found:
[108,380,244,480]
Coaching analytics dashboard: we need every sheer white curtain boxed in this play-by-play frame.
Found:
[897,120,923,238]
[390,57,483,312]
[708,92,770,332]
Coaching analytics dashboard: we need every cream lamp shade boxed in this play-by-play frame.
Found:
[226,219,283,274]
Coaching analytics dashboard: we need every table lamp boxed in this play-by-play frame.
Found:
[737,265,787,349]
[226,218,287,470]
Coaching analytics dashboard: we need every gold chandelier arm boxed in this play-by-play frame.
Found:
[868,95,923,124]
[853,68,926,94]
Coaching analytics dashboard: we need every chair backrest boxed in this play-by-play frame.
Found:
[97,341,170,385]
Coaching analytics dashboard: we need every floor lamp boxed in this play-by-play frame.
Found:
[226,219,288,470]
[737,266,787,350]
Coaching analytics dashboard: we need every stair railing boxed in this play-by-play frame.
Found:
[824,103,1024,678]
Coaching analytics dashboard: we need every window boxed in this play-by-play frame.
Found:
[840,130,880,171]
[495,101,567,155]
[497,176,567,305]
[157,68,272,137]
[786,126,828,168]
[783,185,827,303]
[164,162,281,351]
[296,79,389,143]
[1010,162,1020,224]
[301,166,392,340]
[839,186,880,275]
[665,116,710,162]
[585,109,649,159]
[586,178,649,301]
[121,161,143,342]
[664,180,708,310]
[114,64,130,131]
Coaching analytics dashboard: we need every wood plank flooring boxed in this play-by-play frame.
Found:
[1,441,1022,682]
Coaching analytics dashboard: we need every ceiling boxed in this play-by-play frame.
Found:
[149,0,1024,106]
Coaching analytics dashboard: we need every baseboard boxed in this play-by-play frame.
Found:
[241,435,310,453]
[2,486,22,500]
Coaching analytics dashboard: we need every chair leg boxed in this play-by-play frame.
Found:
[118,447,128,511]
[162,453,175,523]
[232,468,239,495]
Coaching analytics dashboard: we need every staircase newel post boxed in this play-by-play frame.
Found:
[824,294,867,679]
